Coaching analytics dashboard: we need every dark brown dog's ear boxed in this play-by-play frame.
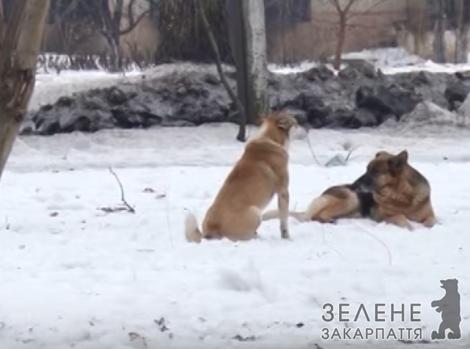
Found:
[375,151,388,158]
[388,150,408,175]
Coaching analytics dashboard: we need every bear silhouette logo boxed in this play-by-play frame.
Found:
[431,279,461,339]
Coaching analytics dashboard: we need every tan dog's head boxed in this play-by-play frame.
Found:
[257,112,298,146]
[366,150,409,189]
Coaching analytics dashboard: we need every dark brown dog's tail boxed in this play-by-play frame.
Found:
[262,196,332,222]
[185,212,202,243]
[262,209,309,222]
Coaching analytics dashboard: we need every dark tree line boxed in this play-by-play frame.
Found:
[423,0,470,63]
[47,0,154,71]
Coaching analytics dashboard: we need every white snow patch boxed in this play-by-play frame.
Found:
[268,47,470,75]
[342,47,424,69]
[268,61,319,75]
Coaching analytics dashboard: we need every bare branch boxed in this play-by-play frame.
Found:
[0,0,4,43]
[344,0,358,14]
[328,0,342,13]
[196,0,247,142]
[119,9,150,35]
[55,0,82,24]
[347,0,390,20]
[108,167,135,213]
[127,0,137,27]
[305,132,322,166]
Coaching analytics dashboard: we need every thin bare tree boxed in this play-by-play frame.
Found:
[196,0,247,142]
[0,0,50,179]
[455,0,470,63]
[322,0,389,69]
[432,0,446,63]
[80,0,151,71]
[50,0,88,54]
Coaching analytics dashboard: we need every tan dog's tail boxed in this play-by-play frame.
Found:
[185,212,202,243]
[262,196,332,222]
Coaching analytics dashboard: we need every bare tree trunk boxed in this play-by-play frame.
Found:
[104,31,122,72]
[227,0,268,137]
[241,0,269,125]
[197,0,246,142]
[433,0,446,63]
[0,0,50,178]
[334,14,347,70]
[455,0,469,63]
[226,0,248,141]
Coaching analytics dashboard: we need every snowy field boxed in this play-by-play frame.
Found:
[1,123,469,349]
[2,50,470,348]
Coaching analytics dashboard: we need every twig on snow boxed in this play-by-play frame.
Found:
[305,131,322,166]
[354,222,392,266]
[107,167,135,214]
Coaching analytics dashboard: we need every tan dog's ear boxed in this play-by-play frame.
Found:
[388,150,408,175]
[276,115,297,132]
[254,115,264,126]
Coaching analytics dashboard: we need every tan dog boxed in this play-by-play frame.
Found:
[264,150,436,229]
[185,112,297,243]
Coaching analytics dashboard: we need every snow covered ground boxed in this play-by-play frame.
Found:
[1,123,469,348]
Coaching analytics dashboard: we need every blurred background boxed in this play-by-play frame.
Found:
[3,0,468,70]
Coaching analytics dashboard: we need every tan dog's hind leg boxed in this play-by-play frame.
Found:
[223,206,261,241]
[278,189,290,239]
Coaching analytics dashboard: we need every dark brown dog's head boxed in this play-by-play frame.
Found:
[365,150,409,189]
[258,112,298,146]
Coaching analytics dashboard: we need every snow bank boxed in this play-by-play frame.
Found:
[31,71,142,111]
[342,47,424,69]
[268,61,320,75]
[31,63,232,111]
[268,47,470,76]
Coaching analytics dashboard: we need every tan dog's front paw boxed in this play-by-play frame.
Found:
[281,228,290,239]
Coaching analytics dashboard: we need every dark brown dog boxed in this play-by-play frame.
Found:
[263,150,436,229]
[367,150,436,229]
